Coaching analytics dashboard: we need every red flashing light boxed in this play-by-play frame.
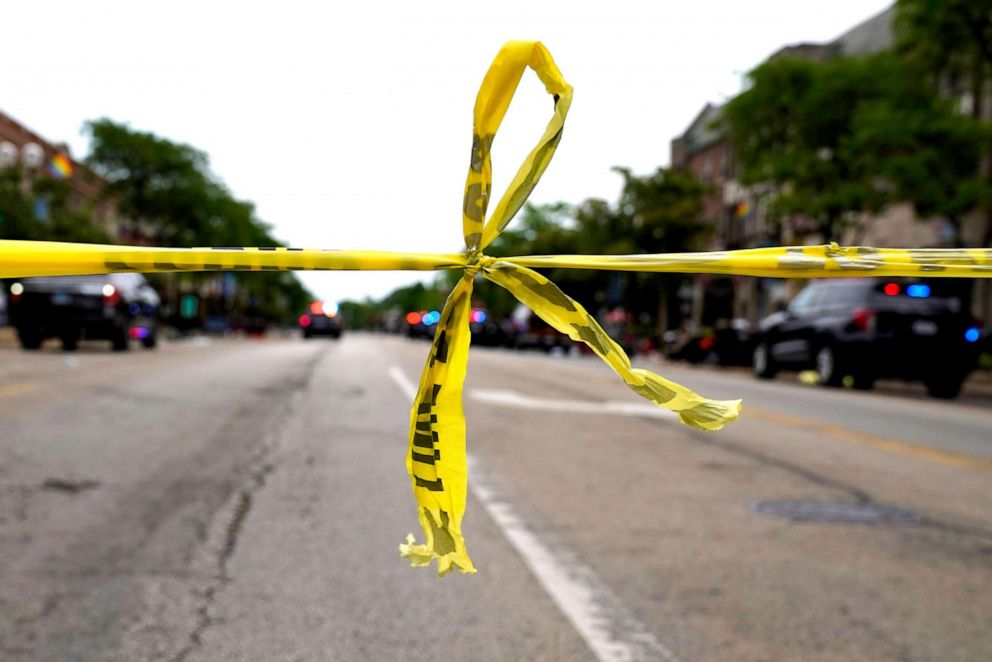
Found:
[310,301,323,315]
[852,308,875,332]
[299,314,312,328]
[883,283,900,296]
[406,311,422,325]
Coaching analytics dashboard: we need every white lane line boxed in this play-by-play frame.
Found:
[388,365,677,662]
[387,365,418,400]
[471,388,678,420]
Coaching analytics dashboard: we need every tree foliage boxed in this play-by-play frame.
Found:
[723,52,989,239]
[360,167,709,335]
[895,0,992,245]
[895,0,992,112]
[0,167,111,243]
[84,118,312,321]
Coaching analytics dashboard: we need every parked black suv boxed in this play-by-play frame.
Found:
[7,274,160,351]
[751,278,982,398]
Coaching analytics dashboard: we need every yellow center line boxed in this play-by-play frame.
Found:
[0,381,40,399]
[744,404,992,476]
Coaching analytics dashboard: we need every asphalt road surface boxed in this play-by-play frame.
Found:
[1,333,990,661]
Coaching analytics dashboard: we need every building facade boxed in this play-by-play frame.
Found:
[0,109,140,242]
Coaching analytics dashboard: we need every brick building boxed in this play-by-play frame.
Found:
[0,109,142,242]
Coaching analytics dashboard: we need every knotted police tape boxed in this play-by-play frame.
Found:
[2,41,991,576]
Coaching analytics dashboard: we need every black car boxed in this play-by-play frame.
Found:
[6,273,160,351]
[300,301,342,339]
[751,278,982,398]
[505,304,568,351]
[666,318,755,366]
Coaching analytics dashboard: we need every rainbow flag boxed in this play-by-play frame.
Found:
[48,153,73,179]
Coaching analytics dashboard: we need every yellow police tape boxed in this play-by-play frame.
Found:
[2,41,991,576]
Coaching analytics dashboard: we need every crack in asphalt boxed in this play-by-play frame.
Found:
[169,349,325,662]
[689,429,875,504]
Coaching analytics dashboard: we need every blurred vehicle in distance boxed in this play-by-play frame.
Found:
[300,300,342,339]
[468,308,506,347]
[751,278,982,398]
[6,274,160,351]
[203,314,231,335]
[666,318,754,366]
[505,303,568,351]
[404,308,505,346]
[404,310,437,340]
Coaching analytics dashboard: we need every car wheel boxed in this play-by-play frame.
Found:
[815,345,843,387]
[752,343,776,379]
[111,326,129,352]
[925,376,963,399]
[18,328,42,350]
[851,373,875,390]
[61,334,78,352]
[141,333,158,349]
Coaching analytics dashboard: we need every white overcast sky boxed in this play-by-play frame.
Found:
[1,0,892,303]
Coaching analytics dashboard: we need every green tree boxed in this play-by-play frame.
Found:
[0,168,111,243]
[0,168,37,240]
[85,118,220,245]
[611,167,709,335]
[360,168,708,336]
[482,202,576,316]
[84,118,312,323]
[724,53,989,240]
[487,170,707,333]
[896,0,992,245]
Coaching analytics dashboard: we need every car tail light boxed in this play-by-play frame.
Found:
[851,308,875,332]
[299,314,311,328]
[102,284,121,306]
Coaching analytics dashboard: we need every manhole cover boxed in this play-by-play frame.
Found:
[750,500,921,524]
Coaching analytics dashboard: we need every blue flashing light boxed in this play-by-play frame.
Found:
[965,327,981,343]
[476,310,487,324]
[424,310,441,325]
[906,284,931,298]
